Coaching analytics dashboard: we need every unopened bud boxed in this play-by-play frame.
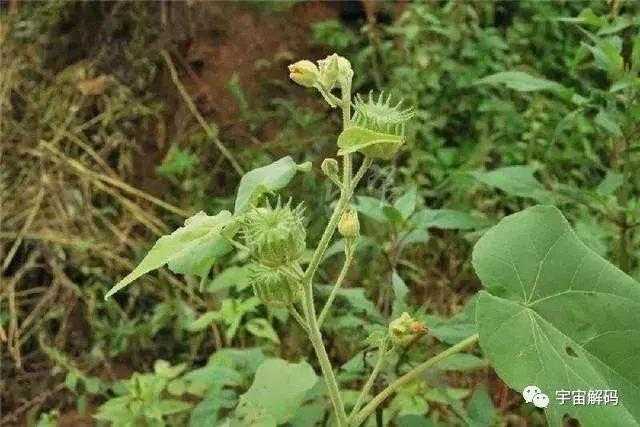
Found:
[321,158,340,182]
[338,209,360,239]
[288,60,319,88]
[317,54,352,90]
[389,312,427,347]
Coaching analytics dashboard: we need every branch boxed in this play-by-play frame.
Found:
[351,334,480,427]
[317,244,355,326]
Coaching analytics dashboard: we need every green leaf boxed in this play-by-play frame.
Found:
[412,209,491,230]
[184,364,243,391]
[246,318,280,344]
[355,196,392,224]
[594,110,622,136]
[233,359,317,425]
[155,399,191,416]
[156,145,198,177]
[337,126,404,160]
[473,205,640,426]
[426,312,477,345]
[471,166,554,202]
[394,186,418,220]
[557,8,606,28]
[189,389,237,427]
[317,285,382,321]
[187,311,220,332]
[391,270,409,318]
[383,206,405,227]
[206,265,253,293]
[596,171,623,196]
[583,37,624,78]
[475,71,565,92]
[467,386,497,427]
[105,211,234,298]
[234,157,302,214]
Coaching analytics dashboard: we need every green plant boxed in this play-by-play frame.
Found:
[105,51,639,427]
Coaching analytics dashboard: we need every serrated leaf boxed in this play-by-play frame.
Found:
[105,211,234,298]
[206,265,253,293]
[187,311,220,332]
[337,126,404,160]
[246,318,280,344]
[233,359,317,425]
[475,71,565,92]
[473,205,640,426]
[234,157,302,214]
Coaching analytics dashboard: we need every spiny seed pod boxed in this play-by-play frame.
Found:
[353,91,413,135]
[337,92,413,160]
[250,264,302,307]
[288,60,320,88]
[338,209,360,239]
[389,312,427,347]
[242,199,306,267]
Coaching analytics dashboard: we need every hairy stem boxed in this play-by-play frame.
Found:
[348,339,389,422]
[289,306,309,333]
[352,334,479,427]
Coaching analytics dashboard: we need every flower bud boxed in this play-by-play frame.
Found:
[288,60,319,88]
[338,209,360,239]
[321,158,340,184]
[389,312,427,347]
[317,54,352,90]
[242,200,306,267]
[250,264,302,307]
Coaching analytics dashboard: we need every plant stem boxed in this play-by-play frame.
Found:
[318,244,355,327]
[301,283,349,426]
[289,306,309,333]
[348,339,389,422]
[351,334,479,427]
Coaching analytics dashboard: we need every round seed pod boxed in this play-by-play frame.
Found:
[242,200,306,267]
[250,264,302,307]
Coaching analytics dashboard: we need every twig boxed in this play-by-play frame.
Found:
[161,49,244,176]
[351,334,480,426]
[317,245,355,326]
[289,306,309,333]
[1,185,44,273]
[348,338,389,421]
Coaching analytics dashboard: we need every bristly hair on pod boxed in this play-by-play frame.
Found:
[242,197,306,267]
[352,91,414,136]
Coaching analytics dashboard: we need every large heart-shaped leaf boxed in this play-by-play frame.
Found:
[105,211,234,298]
[231,359,317,426]
[234,156,309,214]
[474,205,640,426]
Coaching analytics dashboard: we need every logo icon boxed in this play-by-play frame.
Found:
[523,385,550,408]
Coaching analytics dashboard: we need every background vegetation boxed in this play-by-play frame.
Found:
[1,1,638,426]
